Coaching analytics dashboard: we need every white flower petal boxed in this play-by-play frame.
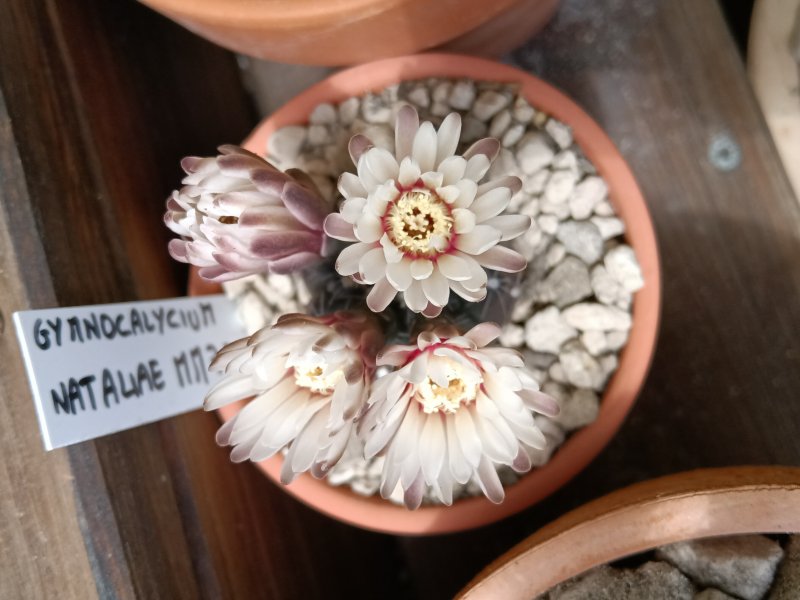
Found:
[369,182,398,215]
[395,105,420,160]
[422,268,450,307]
[464,154,491,182]
[365,147,400,182]
[464,138,501,162]
[420,171,444,189]
[323,213,357,241]
[386,257,413,291]
[452,179,478,209]
[335,241,373,275]
[411,121,437,173]
[438,156,467,186]
[380,233,404,263]
[419,414,446,484]
[518,389,560,417]
[367,277,398,312]
[477,175,522,196]
[454,225,502,255]
[404,280,428,312]
[475,245,527,272]
[341,197,367,223]
[464,322,502,347]
[359,246,387,283]
[446,417,472,484]
[398,157,421,187]
[450,280,487,302]
[470,187,511,222]
[410,258,434,280]
[452,208,476,234]
[338,172,368,198]
[436,185,460,204]
[354,213,383,243]
[483,214,531,240]
[454,408,482,467]
[435,112,461,168]
[357,154,381,191]
[476,454,505,504]
[436,253,472,281]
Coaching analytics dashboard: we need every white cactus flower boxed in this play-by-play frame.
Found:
[359,322,559,509]
[204,312,382,483]
[323,106,531,318]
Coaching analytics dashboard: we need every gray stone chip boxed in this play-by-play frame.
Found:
[656,535,784,600]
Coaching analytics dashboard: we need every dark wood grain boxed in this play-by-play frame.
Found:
[0,1,405,599]
[400,0,800,597]
[2,0,799,598]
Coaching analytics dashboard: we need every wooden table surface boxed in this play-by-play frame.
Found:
[1,0,799,598]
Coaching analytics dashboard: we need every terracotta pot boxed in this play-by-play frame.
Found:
[458,466,800,599]
[189,53,661,535]
[138,0,560,65]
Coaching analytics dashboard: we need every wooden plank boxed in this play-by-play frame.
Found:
[0,0,404,598]
[0,87,99,600]
[400,0,800,596]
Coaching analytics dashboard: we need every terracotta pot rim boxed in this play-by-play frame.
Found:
[458,466,800,599]
[141,0,520,29]
[200,53,662,535]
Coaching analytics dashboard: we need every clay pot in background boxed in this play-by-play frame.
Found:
[139,0,560,65]
[457,466,800,599]
[189,53,661,535]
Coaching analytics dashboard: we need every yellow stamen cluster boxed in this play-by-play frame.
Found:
[386,189,453,257]
[416,358,480,414]
[288,355,343,393]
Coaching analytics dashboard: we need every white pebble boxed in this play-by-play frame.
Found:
[606,330,628,351]
[511,95,535,123]
[559,344,606,390]
[552,150,579,172]
[362,93,392,123]
[502,123,525,147]
[307,124,330,146]
[581,330,608,355]
[267,125,306,163]
[448,80,476,110]
[525,306,577,354]
[338,97,360,125]
[546,243,566,268]
[523,170,550,195]
[517,132,554,174]
[594,199,615,216]
[543,170,577,206]
[545,118,573,149]
[432,81,453,103]
[563,302,632,331]
[309,102,337,124]
[499,323,525,347]
[472,90,510,121]
[548,361,569,384]
[591,264,624,305]
[605,245,644,293]
[538,214,559,235]
[556,388,600,430]
[591,216,625,239]
[489,109,512,138]
[407,86,430,108]
[556,220,604,264]
[570,176,608,220]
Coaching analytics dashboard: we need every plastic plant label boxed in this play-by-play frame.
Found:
[13,295,246,450]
